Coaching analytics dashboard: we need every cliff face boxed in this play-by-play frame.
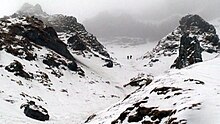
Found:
[0,10,124,123]
[171,34,203,69]
[16,3,110,59]
[0,16,79,72]
[143,14,219,70]
[171,14,219,69]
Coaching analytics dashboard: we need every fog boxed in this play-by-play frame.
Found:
[0,0,220,41]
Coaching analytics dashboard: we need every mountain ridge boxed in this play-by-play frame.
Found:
[0,3,220,124]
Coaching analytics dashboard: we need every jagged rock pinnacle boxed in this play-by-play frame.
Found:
[17,3,48,16]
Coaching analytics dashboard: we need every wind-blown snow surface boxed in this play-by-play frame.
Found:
[0,13,220,124]
[87,55,220,124]
[0,47,125,124]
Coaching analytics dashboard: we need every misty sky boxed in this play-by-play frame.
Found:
[0,0,220,41]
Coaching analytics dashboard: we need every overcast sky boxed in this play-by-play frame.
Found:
[0,0,220,41]
[0,0,151,21]
[0,0,219,21]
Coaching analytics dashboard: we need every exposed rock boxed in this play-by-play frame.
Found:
[5,60,23,72]
[20,101,49,121]
[67,61,78,71]
[111,105,174,124]
[43,54,63,68]
[17,3,48,17]
[144,14,219,65]
[5,60,32,79]
[124,74,153,87]
[179,14,219,46]
[43,27,58,38]
[179,14,216,34]
[17,3,110,58]
[171,34,203,69]
[85,114,96,123]
[23,24,75,61]
[150,87,182,95]
[67,35,87,51]
[103,60,114,68]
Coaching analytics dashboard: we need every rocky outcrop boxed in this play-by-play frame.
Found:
[17,3,48,17]
[179,14,219,46]
[5,60,32,79]
[17,3,110,58]
[22,19,75,61]
[103,60,114,68]
[67,35,87,51]
[171,33,203,69]
[145,14,219,58]
[20,101,49,121]
[124,74,153,87]
[143,14,219,69]
[0,16,79,71]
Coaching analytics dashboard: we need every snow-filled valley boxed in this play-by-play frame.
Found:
[0,3,220,124]
[86,51,220,124]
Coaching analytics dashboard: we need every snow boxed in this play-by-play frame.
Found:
[0,46,125,124]
[0,15,220,124]
[87,55,220,124]
[1,31,219,123]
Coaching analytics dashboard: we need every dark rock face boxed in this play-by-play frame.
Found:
[171,33,203,69]
[17,3,110,58]
[103,60,113,68]
[179,14,216,34]
[20,101,49,121]
[111,104,175,124]
[179,14,219,46]
[43,27,58,38]
[0,16,79,71]
[124,74,153,87]
[67,35,87,51]
[47,14,110,58]
[5,60,32,79]
[5,60,23,72]
[43,54,63,68]
[147,14,219,61]
[17,3,48,17]
[23,24,75,61]
[67,61,78,71]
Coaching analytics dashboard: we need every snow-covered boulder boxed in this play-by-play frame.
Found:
[20,101,49,121]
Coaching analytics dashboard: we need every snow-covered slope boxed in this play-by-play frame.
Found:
[0,15,127,123]
[1,3,220,124]
[86,55,220,124]
[85,15,220,124]
[16,3,110,59]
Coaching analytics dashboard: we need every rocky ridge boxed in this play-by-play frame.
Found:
[0,4,126,123]
[86,50,220,124]
[143,14,219,69]
[85,14,220,124]
[16,3,110,59]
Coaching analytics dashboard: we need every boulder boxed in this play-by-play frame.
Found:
[5,60,23,72]
[20,101,49,121]
[5,60,32,79]
[103,60,113,68]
